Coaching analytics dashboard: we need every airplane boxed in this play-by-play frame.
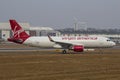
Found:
[7,19,116,54]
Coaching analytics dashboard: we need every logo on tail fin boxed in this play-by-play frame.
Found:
[13,26,24,43]
[13,26,24,38]
[8,20,30,44]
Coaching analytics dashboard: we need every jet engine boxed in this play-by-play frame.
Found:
[70,45,84,52]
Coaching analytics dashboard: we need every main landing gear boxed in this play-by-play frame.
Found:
[62,49,67,54]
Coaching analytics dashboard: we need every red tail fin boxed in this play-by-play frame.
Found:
[8,20,30,44]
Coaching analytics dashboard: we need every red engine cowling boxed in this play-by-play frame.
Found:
[71,45,84,52]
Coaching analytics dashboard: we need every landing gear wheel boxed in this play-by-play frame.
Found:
[62,50,67,54]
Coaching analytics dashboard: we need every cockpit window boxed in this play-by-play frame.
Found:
[107,39,111,41]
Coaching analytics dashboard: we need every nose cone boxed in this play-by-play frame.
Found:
[111,42,116,46]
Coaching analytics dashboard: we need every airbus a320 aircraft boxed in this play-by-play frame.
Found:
[8,20,116,54]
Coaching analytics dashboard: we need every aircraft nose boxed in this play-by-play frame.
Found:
[111,42,116,46]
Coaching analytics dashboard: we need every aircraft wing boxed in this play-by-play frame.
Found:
[48,35,83,49]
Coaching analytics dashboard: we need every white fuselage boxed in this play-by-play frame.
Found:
[23,36,115,48]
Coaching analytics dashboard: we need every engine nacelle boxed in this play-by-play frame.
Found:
[71,45,84,52]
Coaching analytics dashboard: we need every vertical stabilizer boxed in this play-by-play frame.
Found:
[8,20,30,44]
